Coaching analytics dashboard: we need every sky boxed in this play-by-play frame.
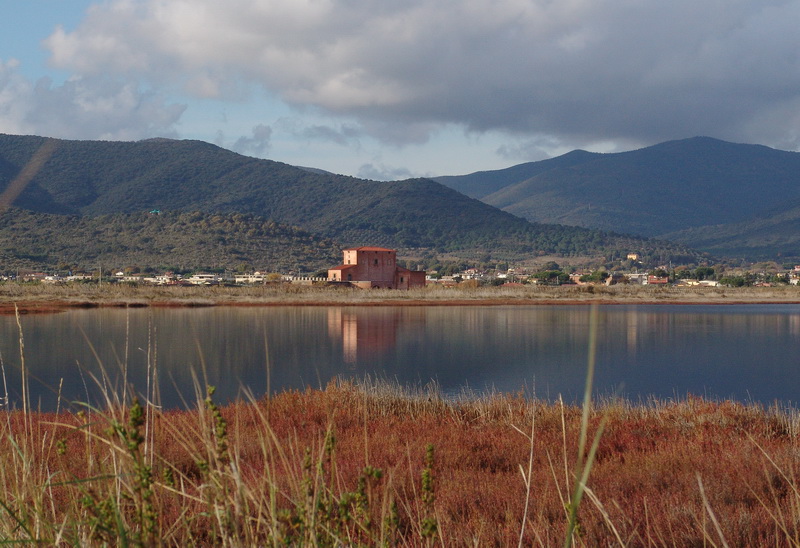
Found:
[2,0,800,180]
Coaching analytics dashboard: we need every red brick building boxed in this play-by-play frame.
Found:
[327,247,426,289]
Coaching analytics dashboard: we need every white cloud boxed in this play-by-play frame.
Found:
[299,125,353,147]
[231,123,272,156]
[357,162,416,181]
[496,135,637,162]
[0,57,184,140]
[38,0,800,151]
[0,58,32,134]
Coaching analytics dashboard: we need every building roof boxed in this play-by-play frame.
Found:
[328,264,358,271]
[343,246,396,252]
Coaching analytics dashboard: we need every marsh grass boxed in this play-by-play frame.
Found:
[1,377,800,545]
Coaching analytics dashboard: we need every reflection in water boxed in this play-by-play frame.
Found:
[342,313,357,365]
[792,314,800,336]
[2,304,800,411]
[626,312,638,358]
[327,308,405,367]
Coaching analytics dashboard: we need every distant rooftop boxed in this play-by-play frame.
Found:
[344,246,395,252]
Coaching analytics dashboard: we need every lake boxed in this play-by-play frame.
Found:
[2,304,800,411]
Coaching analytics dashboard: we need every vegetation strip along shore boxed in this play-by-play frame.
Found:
[2,381,799,545]
[4,283,800,314]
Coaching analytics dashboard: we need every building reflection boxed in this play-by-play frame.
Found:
[791,314,800,336]
[327,308,406,367]
[626,310,638,358]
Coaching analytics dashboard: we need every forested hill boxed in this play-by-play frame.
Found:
[0,209,341,272]
[435,137,800,259]
[0,134,697,266]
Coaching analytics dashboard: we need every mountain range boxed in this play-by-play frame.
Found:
[0,134,695,272]
[435,137,800,259]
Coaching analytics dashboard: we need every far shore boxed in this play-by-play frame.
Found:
[3,281,800,314]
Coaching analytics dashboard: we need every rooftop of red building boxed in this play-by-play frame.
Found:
[343,246,395,252]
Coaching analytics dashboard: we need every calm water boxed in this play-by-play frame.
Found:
[2,304,800,411]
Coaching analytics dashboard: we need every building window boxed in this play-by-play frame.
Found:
[374,259,378,265]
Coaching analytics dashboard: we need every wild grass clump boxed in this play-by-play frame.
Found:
[2,380,800,545]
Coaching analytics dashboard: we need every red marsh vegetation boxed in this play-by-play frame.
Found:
[2,381,800,545]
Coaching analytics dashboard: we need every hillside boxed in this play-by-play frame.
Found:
[434,149,600,199]
[436,137,800,258]
[660,199,800,259]
[0,134,698,267]
[0,209,340,273]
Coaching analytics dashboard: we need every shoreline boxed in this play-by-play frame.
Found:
[3,282,800,314]
[7,298,800,315]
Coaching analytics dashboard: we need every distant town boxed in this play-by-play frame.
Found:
[4,247,800,289]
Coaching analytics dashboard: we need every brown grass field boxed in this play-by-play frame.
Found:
[2,380,800,546]
[3,281,800,314]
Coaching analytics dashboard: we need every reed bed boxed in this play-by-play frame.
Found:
[2,379,800,545]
